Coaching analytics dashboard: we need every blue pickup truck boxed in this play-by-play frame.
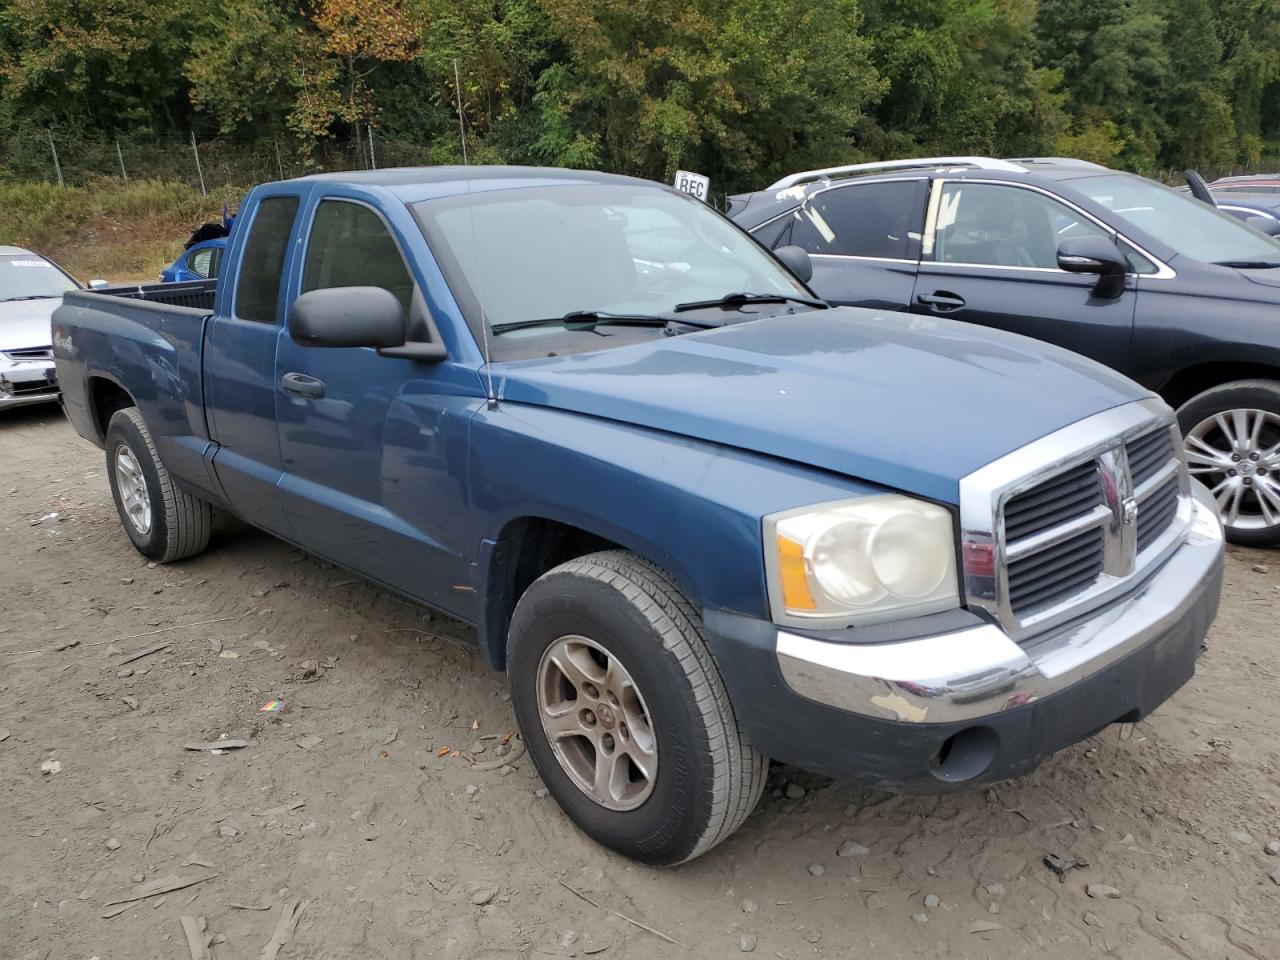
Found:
[53,167,1224,865]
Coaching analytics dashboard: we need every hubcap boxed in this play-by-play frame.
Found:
[536,635,658,811]
[114,445,152,536]
[1185,408,1280,531]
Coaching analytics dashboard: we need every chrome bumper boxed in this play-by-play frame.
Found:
[776,482,1224,725]
[0,358,58,408]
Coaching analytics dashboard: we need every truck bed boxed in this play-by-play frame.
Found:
[53,280,223,503]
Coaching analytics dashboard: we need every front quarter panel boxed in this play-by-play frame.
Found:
[467,402,887,664]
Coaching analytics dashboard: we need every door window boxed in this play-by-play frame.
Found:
[787,180,919,259]
[301,200,416,314]
[235,196,299,323]
[189,247,215,278]
[930,183,1112,270]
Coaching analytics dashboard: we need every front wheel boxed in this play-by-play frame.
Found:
[508,551,767,865]
[105,407,212,562]
[1177,380,1280,547]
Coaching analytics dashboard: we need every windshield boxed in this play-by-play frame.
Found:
[414,184,806,354]
[1073,174,1280,264]
[0,253,78,301]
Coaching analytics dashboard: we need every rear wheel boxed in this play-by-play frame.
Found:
[1177,380,1280,547]
[508,551,767,865]
[105,407,212,562]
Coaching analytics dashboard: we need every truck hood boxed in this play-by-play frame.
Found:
[0,298,57,351]
[493,308,1150,504]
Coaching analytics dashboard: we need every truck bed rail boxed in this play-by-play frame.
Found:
[90,279,217,312]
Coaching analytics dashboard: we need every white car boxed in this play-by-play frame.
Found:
[0,246,95,410]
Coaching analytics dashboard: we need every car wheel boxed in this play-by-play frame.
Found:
[508,550,767,865]
[105,407,212,562]
[1177,380,1280,547]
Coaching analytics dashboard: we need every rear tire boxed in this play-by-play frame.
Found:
[1177,379,1280,547]
[508,550,767,865]
[105,407,212,562]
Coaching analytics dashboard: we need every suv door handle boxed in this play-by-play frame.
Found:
[916,291,966,310]
[280,372,325,398]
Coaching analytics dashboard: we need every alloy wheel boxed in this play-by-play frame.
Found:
[114,444,152,536]
[535,634,658,811]
[1184,408,1280,530]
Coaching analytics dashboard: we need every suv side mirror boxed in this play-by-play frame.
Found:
[1057,236,1128,276]
[1246,215,1280,237]
[774,244,813,283]
[87,279,110,289]
[1058,237,1129,299]
[289,286,407,349]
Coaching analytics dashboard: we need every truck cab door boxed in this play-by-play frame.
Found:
[768,178,925,310]
[911,181,1138,372]
[273,195,484,620]
[203,193,302,536]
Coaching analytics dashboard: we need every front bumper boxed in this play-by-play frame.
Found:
[706,484,1224,787]
[0,357,59,409]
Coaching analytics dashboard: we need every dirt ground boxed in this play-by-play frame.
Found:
[2,404,1278,960]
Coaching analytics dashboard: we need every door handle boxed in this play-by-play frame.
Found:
[280,372,325,398]
[916,291,966,310]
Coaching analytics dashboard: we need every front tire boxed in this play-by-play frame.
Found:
[508,551,767,865]
[1177,379,1280,547]
[105,407,212,562]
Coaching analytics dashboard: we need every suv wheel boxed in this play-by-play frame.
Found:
[105,407,213,562]
[1177,380,1280,547]
[508,550,767,864]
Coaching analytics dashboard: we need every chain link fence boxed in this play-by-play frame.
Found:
[0,131,457,192]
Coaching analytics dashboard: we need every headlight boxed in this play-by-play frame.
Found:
[763,495,960,627]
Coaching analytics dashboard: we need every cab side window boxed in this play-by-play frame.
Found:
[235,197,300,323]
[786,181,919,260]
[301,200,416,315]
[931,183,1112,270]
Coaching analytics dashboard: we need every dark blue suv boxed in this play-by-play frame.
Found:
[730,157,1280,546]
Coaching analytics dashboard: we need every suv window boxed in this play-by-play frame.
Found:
[189,247,218,279]
[302,200,415,314]
[235,197,299,323]
[931,183,1112,270]
[786,181,918,259]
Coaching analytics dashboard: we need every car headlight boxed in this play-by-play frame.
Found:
[763,495,960,627]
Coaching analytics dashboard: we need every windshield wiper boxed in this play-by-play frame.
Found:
[491,310,718,335]
[1,295,58,302]
[1214,259,1280,269]
[673,292,828,313]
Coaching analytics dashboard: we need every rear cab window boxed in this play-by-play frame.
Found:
[234,196,300,323]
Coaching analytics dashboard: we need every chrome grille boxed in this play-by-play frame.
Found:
[1007,526,1105,613]
[1127,427,1174,486]
[960,400,1193,642]
[1137,476,1180,552]
[1004,460,1101,541]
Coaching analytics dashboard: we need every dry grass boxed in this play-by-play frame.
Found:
[0,179,245,282]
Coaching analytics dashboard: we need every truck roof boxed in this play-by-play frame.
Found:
[287,165,662,203]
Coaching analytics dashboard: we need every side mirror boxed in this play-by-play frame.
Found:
[87,279,110,289]
[773,244,813,283]
[1246,215,1280,237]
[1057,236,1128,276]
[289,286,407,349]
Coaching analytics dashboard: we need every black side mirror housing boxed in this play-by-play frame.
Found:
[1246,215,1280,237]
[774,244,813,283]
[289,287,407,350]
[1057,236,1129,299]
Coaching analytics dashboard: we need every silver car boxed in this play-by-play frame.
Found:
[0,246,87,409]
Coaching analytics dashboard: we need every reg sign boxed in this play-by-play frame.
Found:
[673,170,710,202]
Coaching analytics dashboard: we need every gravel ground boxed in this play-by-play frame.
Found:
[2,403,1278,960]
